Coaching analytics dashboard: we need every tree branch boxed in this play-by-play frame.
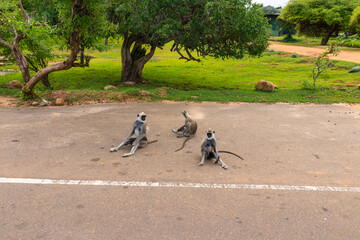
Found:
[0,34,12,48]
[18,0,30,22]
[174,46,201,62]
[185,47,200,62]
[138,44,156,63]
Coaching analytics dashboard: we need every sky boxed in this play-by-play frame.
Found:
[254,0,289,8]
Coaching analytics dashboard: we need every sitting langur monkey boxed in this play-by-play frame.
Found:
[199,128,228,169]
[110,112,156,157]
[199,129,245,169]
[172,110,197,152]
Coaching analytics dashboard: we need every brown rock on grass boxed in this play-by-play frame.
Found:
[8,80,22,89]
[55,98,65,106]
[139,90,151,96]
[104,85,118,90]
[255,80,278,92]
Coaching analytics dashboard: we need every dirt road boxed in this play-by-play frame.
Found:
[269,42,360,63]
[1,102,360,239]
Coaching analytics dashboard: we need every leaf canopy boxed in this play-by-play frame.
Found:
[279,0,360,37]
[111,0,270,59]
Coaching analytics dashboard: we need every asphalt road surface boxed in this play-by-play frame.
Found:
[1,102,360,240]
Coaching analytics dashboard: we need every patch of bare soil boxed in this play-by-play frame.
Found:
[0,90,150,108]
[41,90,146,106]
[269,42,360,63]
[0,96,18,107]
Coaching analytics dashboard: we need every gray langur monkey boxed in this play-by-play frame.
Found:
[172,110,197,152]
[199,128,228,169]
[110,112,156,157]
[199,129,245,169]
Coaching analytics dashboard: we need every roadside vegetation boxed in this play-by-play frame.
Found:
[1,0,359,106]
[1,41,359,104]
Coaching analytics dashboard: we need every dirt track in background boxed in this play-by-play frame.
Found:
[269,42,360,63]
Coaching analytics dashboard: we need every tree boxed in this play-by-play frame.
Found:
[0,0,106,96]
[312,44,339,88]
[350,6,360,34]
[110,0,270,83]
[279,0,360,45]
[276,18,296,42]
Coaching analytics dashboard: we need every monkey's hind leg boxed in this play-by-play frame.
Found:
[110,138,135,152]
[214,153,228,170]
[122,137,144,157]
[123,143,139,157]
[177,128,191,138]
[138,139,148,148]
[198,151,207,166]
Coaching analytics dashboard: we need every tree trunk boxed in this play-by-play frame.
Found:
[120,35,156,83]
[321,31,333,45]
[41,75,52,89]
[11,45,31,84]
[22,30,81,95]
[286,32,291,41]
[80,45,85,65]
[105,37,108,45]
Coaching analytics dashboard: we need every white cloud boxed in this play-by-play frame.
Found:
[254,0,289,8]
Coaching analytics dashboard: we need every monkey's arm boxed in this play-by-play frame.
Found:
[214,146,228,170]
[110,128,135,152]
[173,125,185,134]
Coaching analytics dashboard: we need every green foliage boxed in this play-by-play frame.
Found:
[54,0,109,52]
[312,44,339,88]
[350,6,360,33]
[0,0,110,93]
[112,0,270,60]
[300,79,316,90]
[279,0,360,44]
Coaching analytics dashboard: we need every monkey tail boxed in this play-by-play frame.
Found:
[147,140,158,145]
[218,151,245,160]
[174,135,193,152]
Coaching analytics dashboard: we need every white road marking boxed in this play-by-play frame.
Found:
[1,177,360,193]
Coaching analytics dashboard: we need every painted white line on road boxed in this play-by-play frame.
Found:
[1,177,360,193]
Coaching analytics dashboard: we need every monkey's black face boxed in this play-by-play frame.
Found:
[207,132,213,138]
[141,115,146,121]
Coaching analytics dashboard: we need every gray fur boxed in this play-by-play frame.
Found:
[173,111,197,151]
[110,112,149,157]
[172,111,197,138]
[199,129,227,170]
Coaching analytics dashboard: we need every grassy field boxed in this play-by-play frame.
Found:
[0,41,359,104]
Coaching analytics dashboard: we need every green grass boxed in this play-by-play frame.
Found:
[0,41,359,104]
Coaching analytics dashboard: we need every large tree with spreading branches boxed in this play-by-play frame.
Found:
[0,0,106,96]
[279,0,360,45]
[109,0,270,83]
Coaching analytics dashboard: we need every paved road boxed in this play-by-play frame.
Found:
[0,102,360,239]
[269,42,360,63]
